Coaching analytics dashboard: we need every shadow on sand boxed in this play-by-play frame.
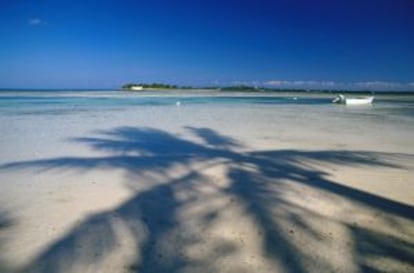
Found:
[0,210,14,273]
[1,127,413,273]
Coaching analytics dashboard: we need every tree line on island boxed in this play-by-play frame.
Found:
[121,83,409,94]
[122,83,179,90]
[121,83,307,92]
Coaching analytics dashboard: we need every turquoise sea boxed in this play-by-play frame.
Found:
[1,91,414,121]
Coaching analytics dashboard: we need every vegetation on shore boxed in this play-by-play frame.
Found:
[121,82,414,94]
[122,83,306,92]
[122,83,178,90]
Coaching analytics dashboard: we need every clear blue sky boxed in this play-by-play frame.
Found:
[0,0,413,90]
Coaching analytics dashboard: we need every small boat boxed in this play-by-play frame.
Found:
[332,94,374,105]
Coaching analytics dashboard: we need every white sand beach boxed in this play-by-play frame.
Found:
[0,93,413,273]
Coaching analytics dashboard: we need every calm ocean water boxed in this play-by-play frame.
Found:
[1,90,414,120]
[1,90,413,163]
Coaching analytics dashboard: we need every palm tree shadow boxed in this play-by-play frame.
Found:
[1,126,413,273]
[0,210,14,273]
[226,155,414,273]
[351,226,414,273]
[17,172,231,273]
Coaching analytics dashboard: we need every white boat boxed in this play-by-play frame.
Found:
[332,94,374,105]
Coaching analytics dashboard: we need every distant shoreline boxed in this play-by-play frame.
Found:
[1,88,414,95]
[121,88,414,95]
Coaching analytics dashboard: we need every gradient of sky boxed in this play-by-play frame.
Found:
[0,0,413,90]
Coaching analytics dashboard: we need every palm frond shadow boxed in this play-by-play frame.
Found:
[1,126,413,273]
[0,210,14,273]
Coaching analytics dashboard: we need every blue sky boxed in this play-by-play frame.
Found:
[0,0,413,90]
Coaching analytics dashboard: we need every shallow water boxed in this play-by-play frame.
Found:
[0,91,328,111]
[1,91,413,159]
[1,91,413,120]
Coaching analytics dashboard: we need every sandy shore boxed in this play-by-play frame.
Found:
[0,97,413,273]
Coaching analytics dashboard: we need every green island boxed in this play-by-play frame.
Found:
[121,83,414,94]
[121,83,314,92]
[122,83,179,90]
[122,83,299,92]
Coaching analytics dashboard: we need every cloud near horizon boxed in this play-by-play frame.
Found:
[263,80,414,91]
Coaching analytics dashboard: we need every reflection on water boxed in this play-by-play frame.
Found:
[0,92,413,121]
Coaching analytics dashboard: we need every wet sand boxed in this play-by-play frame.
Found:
[0,96,413,273]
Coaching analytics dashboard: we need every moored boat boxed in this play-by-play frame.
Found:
[332,94,374,105]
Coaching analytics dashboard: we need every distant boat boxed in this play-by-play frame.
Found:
[332,94,374,105]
